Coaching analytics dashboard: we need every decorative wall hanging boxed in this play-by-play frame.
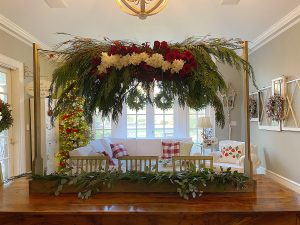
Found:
[258,76,286,131]
[0,99,13,132]
[220,83,236,139]
[282,78,300,131]
[249,92,259,121]
[48,36,255,129]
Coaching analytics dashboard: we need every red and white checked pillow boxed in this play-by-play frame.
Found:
[161,142,180,159]
[110,144,129,158]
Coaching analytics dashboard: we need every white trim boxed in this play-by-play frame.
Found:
[260,167,300,194]
[0,53,26,175]
[0,13,50,50]
[251,5,300,53]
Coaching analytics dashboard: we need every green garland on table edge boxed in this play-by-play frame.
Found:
[0,99,13,132]
[32,167,249,200]
[47,35,257,128]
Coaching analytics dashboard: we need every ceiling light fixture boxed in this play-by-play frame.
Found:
[115,0,168,20]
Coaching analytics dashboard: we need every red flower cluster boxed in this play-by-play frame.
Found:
[92,40,198,80]
[65,128,79,133]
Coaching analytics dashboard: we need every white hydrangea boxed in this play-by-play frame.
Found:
[161,61,172,72]
[171,59,185,74]
[97,51,187,75]
[145,53,164,68]
[130,53,143,65]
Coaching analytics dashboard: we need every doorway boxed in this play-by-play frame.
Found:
[0,67,13,179]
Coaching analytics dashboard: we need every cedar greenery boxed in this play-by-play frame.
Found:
[32,167,249,200]
[48,35,255,128]
[0,99,13,132]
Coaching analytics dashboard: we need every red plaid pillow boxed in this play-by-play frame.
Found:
[161,142,180,159]
[110,144,129,158]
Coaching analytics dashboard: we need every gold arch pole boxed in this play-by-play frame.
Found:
[32,43,44,175]
[243,41,253,178]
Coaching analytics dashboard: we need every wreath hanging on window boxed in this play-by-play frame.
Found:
[126,89,147,111]
[249,97,257,119]
[154,91,174,110]
[266,94,285,121]
[0,99,13,132]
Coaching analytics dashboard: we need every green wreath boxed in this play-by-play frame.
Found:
[0,100,13,132]
[126,89,147,111]
[154,91,174,110]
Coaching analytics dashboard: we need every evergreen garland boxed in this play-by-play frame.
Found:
[32,167,249,200]
[0,99,13,132]
[48,36,256,128]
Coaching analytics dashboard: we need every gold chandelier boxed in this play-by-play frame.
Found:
[115,0,168,20]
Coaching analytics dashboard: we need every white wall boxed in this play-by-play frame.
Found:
[250,22,300,183]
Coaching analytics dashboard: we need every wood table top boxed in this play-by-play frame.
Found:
[0,175,300,214]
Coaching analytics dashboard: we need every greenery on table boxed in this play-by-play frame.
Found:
[32,167,249,200]
[48,35,256,128]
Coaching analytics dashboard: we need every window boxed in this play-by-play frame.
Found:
[93,116,112,139]
[92,86,214,140]
[154,107,174,138]
[126,106,147,138]
[188,109,206,143]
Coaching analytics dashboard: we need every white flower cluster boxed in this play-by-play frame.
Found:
[97,52,185,74]
[0,112,2,121]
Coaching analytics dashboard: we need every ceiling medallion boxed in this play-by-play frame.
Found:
[115,0,168,20]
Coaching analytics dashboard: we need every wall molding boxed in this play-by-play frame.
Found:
[0,13,50,50]
[250,5,300,53]
[259,167,300,194]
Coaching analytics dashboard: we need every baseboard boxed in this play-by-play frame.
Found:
[259,167,300,194]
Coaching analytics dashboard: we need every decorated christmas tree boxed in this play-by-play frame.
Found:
[55,86,92,173]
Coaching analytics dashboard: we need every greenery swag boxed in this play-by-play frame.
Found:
[32,167,248,200]
[48,36,255,128]
[0,99,13,132]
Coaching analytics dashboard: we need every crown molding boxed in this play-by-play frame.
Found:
[250,5,300,54]
[0,13,51,50]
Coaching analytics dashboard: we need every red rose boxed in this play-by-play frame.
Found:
[154,41,160,50]
[109,45,118,55]
[225,153,229,156]
[231,149,235,152]
[238,150,241,154]
[73,129,79,133]
[160,41,169,49]
[91,58,101,66]
[184,50,194,61]
[165,51,177,62]
[232,155,236,158]
[180,64,193,75]
[59,162,66,167]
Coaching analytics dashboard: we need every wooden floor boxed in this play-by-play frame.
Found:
[0,175,300,225]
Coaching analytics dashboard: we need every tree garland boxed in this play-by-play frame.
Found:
[0,99,13,132]
[266,94,285,121]
[32,168,249,200]
[48,36,256,128]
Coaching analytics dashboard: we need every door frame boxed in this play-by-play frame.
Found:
[0,53,26,175]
